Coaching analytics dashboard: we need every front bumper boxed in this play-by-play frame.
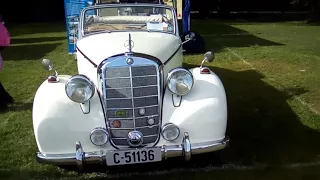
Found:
[36,133,229,170]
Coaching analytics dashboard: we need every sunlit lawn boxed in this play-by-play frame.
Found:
[0,20,319,179]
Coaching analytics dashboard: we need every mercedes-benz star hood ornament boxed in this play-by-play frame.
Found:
[124,33,134,53]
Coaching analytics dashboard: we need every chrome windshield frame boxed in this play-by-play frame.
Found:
[78,3,179,39]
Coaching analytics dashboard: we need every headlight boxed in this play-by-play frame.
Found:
[161,123,180,141]
[65,74,95,103]
[90,128,109,146]
[167,68,193,96]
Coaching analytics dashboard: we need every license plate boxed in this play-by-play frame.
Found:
[106,148,162,166]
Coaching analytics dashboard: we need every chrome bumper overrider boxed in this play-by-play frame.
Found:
[36,133,229,170]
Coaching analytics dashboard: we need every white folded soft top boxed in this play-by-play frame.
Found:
[86,15,164,25]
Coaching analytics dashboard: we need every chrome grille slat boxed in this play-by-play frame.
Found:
[108,117,133,120]
[110,124,160,130]
[108,114,158,120]
[106,95,158,100]
[106,104,158,110]
[106,85,158,90]
[105,75,157,79]
[129,66,136,132]
[101,60,161,148]
[135,114,159,119]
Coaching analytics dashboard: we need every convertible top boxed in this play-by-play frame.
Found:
[96,0,164,5]
[86,14,163,25]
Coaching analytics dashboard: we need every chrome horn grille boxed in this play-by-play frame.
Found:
[99,55,162,148]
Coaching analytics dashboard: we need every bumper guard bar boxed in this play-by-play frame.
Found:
[36,133,229,170]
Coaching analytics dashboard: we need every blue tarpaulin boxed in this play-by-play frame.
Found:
[64,0,94,54]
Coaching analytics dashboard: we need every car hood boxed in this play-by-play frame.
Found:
[76,32,182,65]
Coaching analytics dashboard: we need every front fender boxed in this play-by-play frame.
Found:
[32,75,111,154]
[159,67,228,145]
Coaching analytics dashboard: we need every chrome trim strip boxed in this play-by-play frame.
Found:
[108,117,133,120]
[106,95,158,100]
[106,105,158,110]
[129,66,136,131]
[110,124,159,130]
[143,134,159,138]
[134,95,158,99]
[135,115,158,119]
[108,114,158,120]
[106,85,158,90]
[36,136,230,166]
[105,75,157,79]
[76,46,98,67]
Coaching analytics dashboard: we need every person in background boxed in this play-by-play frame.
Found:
[0,15,14,110]
[182,0,191,34]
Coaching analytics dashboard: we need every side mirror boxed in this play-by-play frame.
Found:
[42,59,54,71]
[204,51,215,62]
[200,51,215,74]
[185,32,195,41]
[182,32,195,45]
[41,58,59,82]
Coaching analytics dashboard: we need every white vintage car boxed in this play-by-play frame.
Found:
[33,3,229,171]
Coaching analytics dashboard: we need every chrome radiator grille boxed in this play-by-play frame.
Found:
[103,64,161,147]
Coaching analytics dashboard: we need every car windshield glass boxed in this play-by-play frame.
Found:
[82,5,176,35]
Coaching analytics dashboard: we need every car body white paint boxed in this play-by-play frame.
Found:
[32,3,228,168]
[76,32,184,86]
[33,67,227,154]
[76,32,182,65]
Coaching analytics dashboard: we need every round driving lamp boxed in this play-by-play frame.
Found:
[167,68,194,96]
[90,128,109,146]
[65,74,95,103]
[161,123,180,141]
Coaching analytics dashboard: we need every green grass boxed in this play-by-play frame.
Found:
[0,20,320,179]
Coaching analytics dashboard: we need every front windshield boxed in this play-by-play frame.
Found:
[82,5,176,35]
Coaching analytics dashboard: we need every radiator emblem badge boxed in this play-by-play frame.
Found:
[115,110,127,117]
[126,57,134,65]
[139,108,146,116]
[112,120,121,128]
[147,118,155,125]
[127,131,143,147]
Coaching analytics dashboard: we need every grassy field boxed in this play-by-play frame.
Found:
[0,20,319,179]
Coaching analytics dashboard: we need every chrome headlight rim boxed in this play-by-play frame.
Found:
[65,74,95,103]
[90,127,109,146]
[161,123,180,141]
[166,67,194,96]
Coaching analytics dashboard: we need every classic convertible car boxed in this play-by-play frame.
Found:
[32,3,229,171]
